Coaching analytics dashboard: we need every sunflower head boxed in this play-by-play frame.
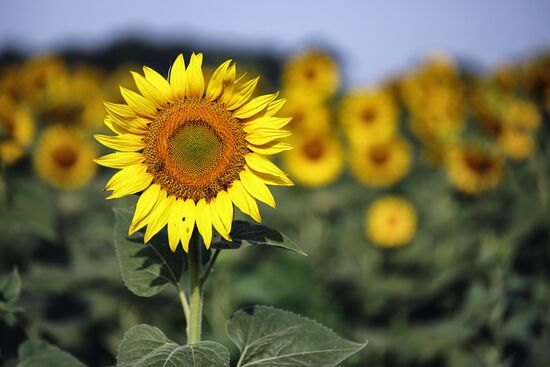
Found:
[446,142,505,194]
[498,127,534,161]
[283,131,343,188]
[95,53,293,252]
[366,196,417,248]
[349,137,412,188]
[34,124,97,189]
[0,97,34,165]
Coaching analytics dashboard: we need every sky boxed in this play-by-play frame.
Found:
[0,0,549,86]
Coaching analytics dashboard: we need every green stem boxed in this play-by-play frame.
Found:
[200,248,222,285]
[176,284,190,326]
[187,231,203,344]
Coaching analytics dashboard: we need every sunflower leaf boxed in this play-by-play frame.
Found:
[113,208,185,297]
[17,339,86,367]
[212,220,306,255]
[226,306,366,367]
[117,324,230,367]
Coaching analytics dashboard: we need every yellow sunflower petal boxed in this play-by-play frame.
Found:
[245,129,292,146]
[130,184,162,235]
[94,152,145,169]
[219,64,237,105]
[226,77,260,110]
[245,153,287,177]
[105,102,136,119]
[94,134,144,152]
[240,168,276,208]
[250,169,294,186]
[233,93,278,119]
[265,98,287,117]
[143,66,172,100]
[195,198,212,248]
[105,115,149,135]
[243,116,292,132]
[119,87,157,118]
[168,199,185,252]
[105,164,152,199]
[206,59,232,101]
[186,53,205,99]
[210,195,231,241]
[170,54,186,100]
[144,195,174,243]
[180,199,196,252]
[215,190,233,240]
[248,141,293,155]
[227,180,262,223]
[131,71,167,108]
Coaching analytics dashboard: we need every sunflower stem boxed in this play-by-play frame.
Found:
[199,248,221,285]
[187,231,203,344]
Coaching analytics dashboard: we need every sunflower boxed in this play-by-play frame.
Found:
[283,131,343,187]
[0,97,34,165]
[349,137,411,188]
[34,125,97,189]
[280,95,330,133]
[95,53,294,252]
[497,127,534,161]
[446,142,505,194]
[365,196,417,248]
[282,50,340,102]
[339,89,398,145]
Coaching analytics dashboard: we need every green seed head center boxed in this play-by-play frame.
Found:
[168,121,222,177]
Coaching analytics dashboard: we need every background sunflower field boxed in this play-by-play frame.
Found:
[1,1,550,366]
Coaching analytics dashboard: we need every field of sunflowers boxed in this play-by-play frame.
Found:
[1,40,550,367]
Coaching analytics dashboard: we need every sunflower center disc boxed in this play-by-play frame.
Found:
[53,146,77,168]
[168,122,222,177]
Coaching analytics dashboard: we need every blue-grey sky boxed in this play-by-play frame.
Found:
[1,0,549,85]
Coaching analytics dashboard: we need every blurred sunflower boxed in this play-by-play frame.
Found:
[280,96,330,133]
[365,196,417,247]
[339,89,398,145]
[349,137,411,187]
[34,125,97,189]
[18,55,67,106]
[283,131,343,187]
[282,50,340,102]
[0,97,34,165]
[505,99,541,130]
[95,53,293,251]
[446,142,505,194]
[497,127,534,161]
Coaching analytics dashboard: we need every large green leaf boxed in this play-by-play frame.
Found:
[117,324,230,367]
[226,305,366,367]
[213,221,306,256]
[17,339,85,367]
[113,208,184,297]
[0,268,21,303]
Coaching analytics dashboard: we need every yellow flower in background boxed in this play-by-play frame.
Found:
[104,64,141,104]
[18,55,67,106]
[0,97,34,165]
[95,53,294,252]
[282,50,340,102]
[283,131,343,188]
[339,89,398,145]
[349,137,411,188]
[34,125,97,189]
[446,142,505,194]
[280,96,331,133]
[366,196,417,248]
[505,99,541,130]
[497,127,534,161]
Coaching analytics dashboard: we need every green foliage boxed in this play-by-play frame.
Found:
[117,324,230,367]
[114,208,185,297]
[226,305,366,367]
[17,339,85,367]
[0,268,23,325]
[213,220,307,256]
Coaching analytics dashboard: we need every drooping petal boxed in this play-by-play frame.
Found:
[228,180,262,223]
[144,195,174,243]
[206,59,232,101]
[240,168,276,208]
[119,87,157,118]
[247,141,293,155]
[167,199,185,252]
[130,184,162,235]
[226,77,259,110]
[186,53,205,99]
[210,196,231,241]
[233,93,278,119]
[94,152,145,169]
[180,199,196,252]
[195,198,212,248]
[94,134,144,152]
[245,128,291,146]
[170,54,186,100]
[245,153,288,177]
